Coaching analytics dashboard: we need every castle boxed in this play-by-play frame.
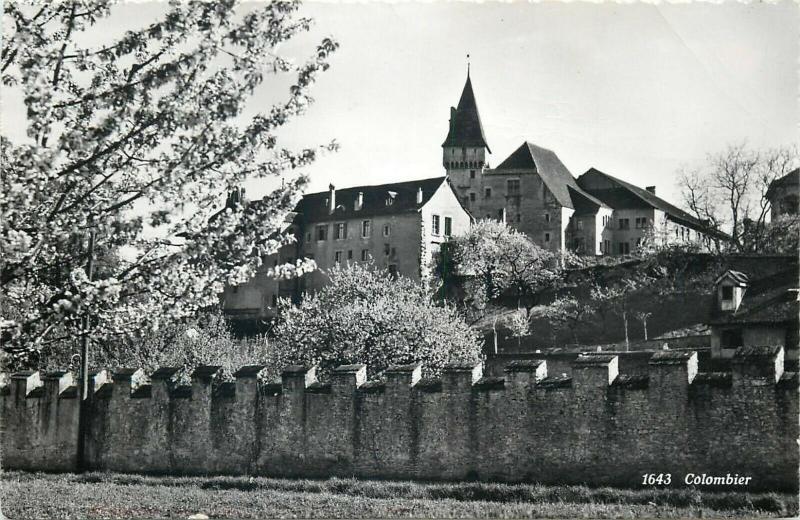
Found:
[223,72,725,324]
[442,72,722,255]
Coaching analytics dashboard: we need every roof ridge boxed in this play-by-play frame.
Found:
[303,176,446,197]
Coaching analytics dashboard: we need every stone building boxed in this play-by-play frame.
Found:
[709,268,799,361]
[443,73,721,255]
[572,168,720,254]
[222,177,471,326]
[766,168,799,220]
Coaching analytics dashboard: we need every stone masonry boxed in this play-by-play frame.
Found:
[1,346,797,490]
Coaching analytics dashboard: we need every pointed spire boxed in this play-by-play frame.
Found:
[442,69,490,152]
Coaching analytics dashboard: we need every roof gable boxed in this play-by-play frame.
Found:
[441,75,491,152]
[493,142,606,210]
[714,270,749,287]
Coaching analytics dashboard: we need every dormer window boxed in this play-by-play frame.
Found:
[385,191,397,206]
[715,270,748,312]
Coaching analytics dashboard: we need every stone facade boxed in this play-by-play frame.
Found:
[2,347,797,490]
[766,168,799,221]
[222,177,471,323]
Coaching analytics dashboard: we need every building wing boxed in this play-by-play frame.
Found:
[295,177,448,222]
[577,167,728,238]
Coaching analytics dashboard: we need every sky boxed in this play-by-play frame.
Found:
[3,1,799,209]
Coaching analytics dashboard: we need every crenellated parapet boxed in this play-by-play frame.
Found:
[1,346,797,489]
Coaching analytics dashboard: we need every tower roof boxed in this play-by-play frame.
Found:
[441,74,491,152]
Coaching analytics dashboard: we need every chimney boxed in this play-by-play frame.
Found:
[355,191,363,211]
[416,187,423,204]
[328,184,336,214]
[646,186,656,195]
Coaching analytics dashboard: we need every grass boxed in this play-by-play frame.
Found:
[1,471,796,519]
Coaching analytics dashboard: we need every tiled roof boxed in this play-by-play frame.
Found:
[714,270,749,286]
[295,176,449,223]
[711,267,799,325]
[766,168,799,199]
[441,75,491,152]
[492,142,607,210]
[577,168,727,238]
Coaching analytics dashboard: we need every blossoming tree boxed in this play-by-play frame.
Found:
[0,0,337,365]
[272,262,483,379]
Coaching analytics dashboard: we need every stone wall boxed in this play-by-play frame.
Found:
[2,347,797,491]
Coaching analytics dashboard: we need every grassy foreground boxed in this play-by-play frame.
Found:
[1,471,796,519]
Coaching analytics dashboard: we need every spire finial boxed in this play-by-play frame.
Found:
[466,53,470,77]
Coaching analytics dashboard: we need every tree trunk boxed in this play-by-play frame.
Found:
[643,318,648,341]
[623,310,630,351]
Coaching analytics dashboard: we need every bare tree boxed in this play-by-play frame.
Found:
[677,143,798,252]
[635,311,652,341]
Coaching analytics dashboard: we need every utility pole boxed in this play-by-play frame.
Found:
[76,226,95,472]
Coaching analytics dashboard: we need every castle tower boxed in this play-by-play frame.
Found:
[442,71,491,205]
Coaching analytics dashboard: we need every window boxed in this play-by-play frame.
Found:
[334,251,343,264]
[619,218,630,230]
[507,179,520,196]
[577,220,584,231]
[484,188,492,198]
[604,240,610,254]
[544,232,551,243]
[361,249,370,261]
[544,213,551,223]
[469,192,476,202]
[470,170,476,179]
[516,213,521,223]
[388,264,398,279]
[347,250,353,260]
[384,243,390,256]
[444,217,452,237]
[720,328,743,349]
[618,242,630,255]
[721,286,734,301]
[635,217,648,229]
[334,222,347,240]
[316,224,328,241]
[361,220,371,238]
[432,214,441,236]
[383,224,391,237]
[599,241,603,252]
